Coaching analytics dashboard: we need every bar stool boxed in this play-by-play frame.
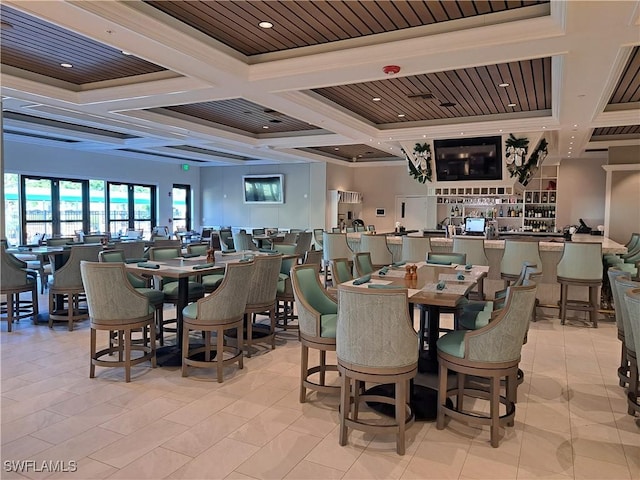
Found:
[500,239,542,321]
[557,242,602,327]
[623,287,640,416]
[322,232,353,287]
[607,267,632,387]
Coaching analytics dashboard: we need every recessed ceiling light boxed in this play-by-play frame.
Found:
[573,124,578,127]
[498,82,510,87]
[542,126,546,129]
[569,146,572,150]
[571,136,575,139]
[121,51,132,55]
[334,147,339,150]
[258,21,273,28]
[262,126,269,129]
[570,142,574,145]
[60,63,73,68]
[397,114,405,118]
[507,103,517,107]
[422,135,427,138]
[372,97,381,102]
[499,129,503,132]
[460,132,464,135]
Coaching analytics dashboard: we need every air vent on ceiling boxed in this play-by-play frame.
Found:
[585,148,609,152]
[4,129,79,143]
[407,92,435,100]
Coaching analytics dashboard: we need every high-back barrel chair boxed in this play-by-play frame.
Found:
[608,266,634,387]
[500,240,542,287]
[401,236,431,263]
[81,261,156,382]
[336,284,418,455]
[322,232,353,287]
[557,242,603,327]
[290,264,339,403]
[453,237,489,266]
[1,247,39,332]
[329,258,353,285]
[273,244,299,330]
[623,287,640,416]
[181,260,255,382]
[436,283,538,447]
[360,234,393,268]
[48,244,102,331]
[353,252,374,277]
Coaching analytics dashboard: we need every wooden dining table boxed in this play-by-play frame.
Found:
[343,261,487,420]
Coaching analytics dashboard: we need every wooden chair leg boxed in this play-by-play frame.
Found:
[181,324,190,377]
[589,286,598,327]
[396,379,406,455]
[300,344,309,403]
[339,373,350,446]
[90,328,96,378]
[437,362,448,430]
[490,375,500,448]
[124,329,132,383]
[560,284,567,325]
[216,327,225,383]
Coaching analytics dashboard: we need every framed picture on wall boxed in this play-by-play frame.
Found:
[376,208,385,217]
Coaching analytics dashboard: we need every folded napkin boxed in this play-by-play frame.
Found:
[192,262,215,270]
[436,280,446,291]
[137,262,160,269]
[378,266,390,275]
[392,261,406,267]
[465,264,473,270]
[368,284,399,289]
[352,274,372,285]
[259,248,274,253]
[456,273,465,281]
[182,253,200,258]
[238,258,252,263]
[125,257,147,264]
[427,259,452,265]
[220,250,236,255]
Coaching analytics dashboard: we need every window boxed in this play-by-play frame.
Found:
[107,183,156,239]
[172,184,191,232]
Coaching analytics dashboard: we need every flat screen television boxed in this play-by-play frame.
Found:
[243,174,284,204]
[434,136,502,181]
[464,217,486,235]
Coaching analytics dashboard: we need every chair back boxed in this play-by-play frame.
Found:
[252,228,266,237]
[453,237,488,266]
[195,260,255,324]
[322,232,353,263]
[52,244,103,289]
[219,229,234,251]
[281,232,298,244]
[303,249,322,269]
[152,239,181,248]
[623,288,640,356]
[313,228,324,249]
[99,249,126,263]
[47,237,74,246]
[464,283,538,362]
[330,258,353,284]
[612,275,640,354]
[119,241,146,259]
[608,267,633,332]
[233,232,258,252]
[331,227,341,233]
[500,240,542,277]
[209,233,222,251]
[295,231,313,255]
[367,225,375,232]
[353,252,374,277]
[557,242,602,281]
[360,234,392,266]
[1,247,29,288]
[401,236,431,262]
[345,227,355,233]
[355,225,366,232]
[290,264,337,338]
[187,243,209,256]
[148,246,181,261]
[336,284,417,370]
[427,252,466,265]
[246,254,282,308]
[80,261,150,326]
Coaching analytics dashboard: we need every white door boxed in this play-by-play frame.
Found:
[395,196,437,231]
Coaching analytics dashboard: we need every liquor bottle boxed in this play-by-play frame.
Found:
[550,191,556,203]
[499,206,504,217]
[542,192,548,203]
[526,192,532,203]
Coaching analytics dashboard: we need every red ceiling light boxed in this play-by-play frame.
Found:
[383,65,401,75]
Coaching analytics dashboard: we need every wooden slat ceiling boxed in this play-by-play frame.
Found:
[303,144,400,162]
[608,46,640,106]
[145,0,548,56]
[591,125,640,140]
[0,5,166,85]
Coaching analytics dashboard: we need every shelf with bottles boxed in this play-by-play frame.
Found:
[524,190,556,205]
[523,219,555,233]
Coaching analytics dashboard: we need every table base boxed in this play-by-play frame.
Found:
[156,343,208,367]
[365,383,451,421]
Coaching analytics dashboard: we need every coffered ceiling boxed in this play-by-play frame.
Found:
[1,1,639,168]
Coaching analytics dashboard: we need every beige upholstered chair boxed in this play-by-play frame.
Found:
[294,231,313,256]
[119,240,146,261]
[80,261,156,382]
[557,242,602,327]
[437,283,537,447]
[608,267,633,387]
[612,275,640,415]
[329,258,353,285]
[322,232,353,287]
[83,234,108,244]
[48,244,102,331]
[313,228,324,250]
[186,243,209,256]
[401,236,431,263]
[427,252,466,265]
[1,246,39,331]
[623,287,640,416]
[336,284,418,455]
[303,249,322,270]
[290,264,339,402]
[181,260,255,382]
[360,234,393,268]
[241,254,282,357]
[233,232,259,252]
[500,240,542,287]
[453,237,489,266]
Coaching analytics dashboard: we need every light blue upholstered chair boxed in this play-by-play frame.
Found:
[623,287,640,416]
[322,232,353,287]
[337,284,418,455]
[80,261,156,382]
[557,242,602,327]
[353,252,374,277]
[401,236,431,263]
[273,244,299,330]
[427,252,466,265]
[290,264,339,402]
[453,237,488,266]
[360,234,393,268]
[329,258,353,285]
[608,267,633,387]
[1,246,39,332]
[500,240,542,287]
[437,283,537,447]
[181,260,254,382]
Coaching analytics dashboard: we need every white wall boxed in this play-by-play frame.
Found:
[557,157,607,229]
[199,162,326,231]
[3,139,201,232]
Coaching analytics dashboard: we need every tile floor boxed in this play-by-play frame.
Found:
[1,299,639,480]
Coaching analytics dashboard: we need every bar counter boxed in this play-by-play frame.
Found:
[346,233,627,315]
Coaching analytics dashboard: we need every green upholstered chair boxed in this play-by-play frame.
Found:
[453,237,489,266]
[500,240,542,287]
[345,227,355,233]
[83,234,108,244]
[427,252,466,265]
[181,260,255,382]
[557,242,602,327]
[1,246,39,332]
[353,252,374,277]
[119,241,146,261]
[360,234,393,268]
[186,243,209,256]
[80,261,156,382]
[290,264,339,402]
[623,287,640,416]
[437,283,538,448]
[48,244,102,331]
[241,254,282,357]
[273,244,299,330]
[233,231,259,252]
[401,235,431,263]
[329,258,353,285]
[313,228,324,250]
[612,275,640,415]
[608,267,633,387]
[322,232,353,287]
[336,284,418,455]
[303,249,322,270]
[218,229,235,251]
